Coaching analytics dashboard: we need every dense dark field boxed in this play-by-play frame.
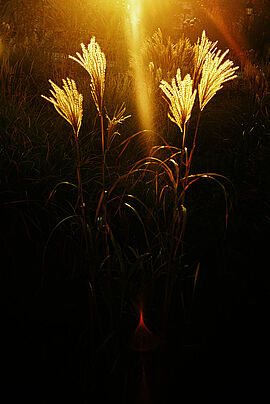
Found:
[1,1,270,402]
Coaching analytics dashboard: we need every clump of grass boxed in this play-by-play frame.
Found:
[241,59,270,129]
[143,28,194,83]
[41,37,134,271]
[140,30,238,308]
[40,30,239,319]
[159,31,239,178]
[0,52,34,104]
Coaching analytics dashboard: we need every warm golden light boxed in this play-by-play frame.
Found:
[0,38,3,57]
[125,0,154,136]
[199,5,246,64]
[127,0,141,29]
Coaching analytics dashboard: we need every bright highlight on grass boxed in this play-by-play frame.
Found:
[41,78,83,137]
[160,30,239,134]
[69,37,107,180]
[193,30,218,87]
[125,0,154,134]
[160,69,197,133]
[198,48,239,111]
[69,37,106,116]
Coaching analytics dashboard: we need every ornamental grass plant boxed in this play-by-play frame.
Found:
[2,22,270,401]
[39,31,239,312]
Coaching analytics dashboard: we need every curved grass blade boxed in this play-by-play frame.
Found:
[46,181,78,205]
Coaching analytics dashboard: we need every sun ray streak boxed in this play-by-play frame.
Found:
[125,0,154,141]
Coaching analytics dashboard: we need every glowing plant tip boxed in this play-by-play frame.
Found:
[198,49,239,111]
[194,30,218,80]
[159,68,197,132]
[69,37,106,116]
[41,78,83,137]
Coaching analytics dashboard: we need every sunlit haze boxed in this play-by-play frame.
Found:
[125,0,154,135]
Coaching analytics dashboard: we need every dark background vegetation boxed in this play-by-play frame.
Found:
[1,0,270,402]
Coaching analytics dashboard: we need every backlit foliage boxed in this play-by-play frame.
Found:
[193,30,218,86]
[69,37,106,116]
[41,78,83,137]
[198,48,239,110]
[160,69,197,132]
[143,28,194,83]
[159,30,239,133]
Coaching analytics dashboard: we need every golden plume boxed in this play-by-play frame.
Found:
[41,78,83,137]
[193,30,218,87]
[159,68,197,133]
[198,49,239,111]
[69,37,106,116]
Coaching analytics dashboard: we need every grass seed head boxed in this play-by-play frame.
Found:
[69,37,106,116]
[193,30,218,87]
[198,49,239,111]
[159,68,197,132]
[41,78,83,137]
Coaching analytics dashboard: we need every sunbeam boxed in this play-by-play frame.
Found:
[125,1,154,139]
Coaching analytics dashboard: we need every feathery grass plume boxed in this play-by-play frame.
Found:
[198,49,239,111]
[159,68,197,133]
[41,78,83,137]
[106,103,131,149]
[69,37,106,116]
[193,30,217,87]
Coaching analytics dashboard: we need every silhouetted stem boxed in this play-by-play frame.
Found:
[180,123,187,192]
[75,133,88,252]
[75,136,82,204]
[186,110,201,177]
[100,112,106,202]
[100,113,109,255]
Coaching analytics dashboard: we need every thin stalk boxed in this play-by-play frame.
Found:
[180,123,187,194]
[99,113,110,258]
[181,111,202,207]
[101,114,105,189]
[74,133,88,252]
[182,122,187,151]
[164,175,181,315]
[75,136,82,207]
[187,110,201,174]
